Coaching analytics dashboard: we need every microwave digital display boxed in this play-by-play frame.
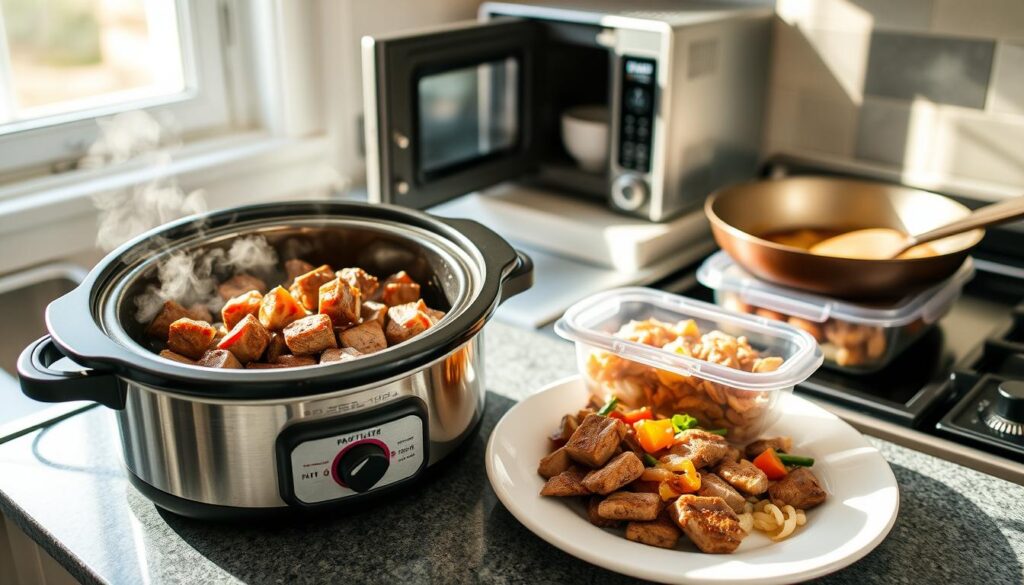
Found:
[618,57,656,173]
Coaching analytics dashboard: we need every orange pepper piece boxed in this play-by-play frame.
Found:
[633,418,676,453]
[753,448,788,480]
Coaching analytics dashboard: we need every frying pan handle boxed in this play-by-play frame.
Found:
[911,195,1024,246]
[17,335,125,410]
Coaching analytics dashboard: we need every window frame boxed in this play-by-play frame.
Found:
[0,0,236,177]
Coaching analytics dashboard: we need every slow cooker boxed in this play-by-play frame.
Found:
[17,201,532,519]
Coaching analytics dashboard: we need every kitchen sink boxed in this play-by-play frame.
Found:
[0,264,93,442]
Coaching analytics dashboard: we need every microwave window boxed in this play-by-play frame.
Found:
[416,57,519,175]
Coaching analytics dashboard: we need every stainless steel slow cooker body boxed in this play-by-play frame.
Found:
[18,201,531,519]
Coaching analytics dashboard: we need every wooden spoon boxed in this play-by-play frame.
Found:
[809,195,1024,260]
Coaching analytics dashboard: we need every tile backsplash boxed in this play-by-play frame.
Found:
[765,0,1024,200]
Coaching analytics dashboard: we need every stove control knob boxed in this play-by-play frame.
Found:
[984,380,1024,435]
[336,443,389,493]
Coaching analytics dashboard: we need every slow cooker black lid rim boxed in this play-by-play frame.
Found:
[45,201,519,399]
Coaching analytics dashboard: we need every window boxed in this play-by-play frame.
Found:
[0,0,234,176]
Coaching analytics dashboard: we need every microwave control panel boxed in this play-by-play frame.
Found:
[618,57,657,174]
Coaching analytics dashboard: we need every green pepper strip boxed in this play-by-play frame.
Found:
[706,428,729,436]
[643,453,659,467]
[596,396,619,417]
[778,453,814,467]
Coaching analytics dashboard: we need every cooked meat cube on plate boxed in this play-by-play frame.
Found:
[167,318,217,360]
[697,473,746,514]
[218,274,267,300]
[265,332,289,362]
[379,271,421,306]
[669,429,732,469]
[285,258,315,283]
[319,278,361,328]
[564,413,627,468]
[597,491,661,521]
[159,349,195,365]
[290,264,335,311]
[186,303,213,324]
[625,515,681,549]
[769,467,827,510]
[337,267,380,299]
[587,496,622,528]
[582,452,644,495]
[539,467,590,497]
[146,300,191,341]
[723,446,742,464]
[385,300,434,345]
[269,354,318,368]
[744,436,794,460]
[716,459,769,496]
[670,495,746,554]
[320,347,363,364]
[221,290,263,330]
[360,300,388,327]
[217,314,270,364]
[197,349,243,369]
[339,321,387,354]
[259,286,307,331]
[550,414,579,444]
[284,314,337,355]
[538,446,573,479]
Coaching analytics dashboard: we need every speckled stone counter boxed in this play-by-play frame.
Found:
[1,322,1023,585]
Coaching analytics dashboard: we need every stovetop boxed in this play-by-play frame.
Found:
[655,155,1024,484]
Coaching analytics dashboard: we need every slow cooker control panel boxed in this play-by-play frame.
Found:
[276,397,428,506]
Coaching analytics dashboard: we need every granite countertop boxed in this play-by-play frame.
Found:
[1,321,1023,585]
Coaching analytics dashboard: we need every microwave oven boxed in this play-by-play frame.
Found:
[362,1,771,222]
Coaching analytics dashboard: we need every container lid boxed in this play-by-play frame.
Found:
[554,287,823,391]
[696,251,975,327]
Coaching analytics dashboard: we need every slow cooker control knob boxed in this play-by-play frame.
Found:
[984,380,1024,435]
[336,443,389,493]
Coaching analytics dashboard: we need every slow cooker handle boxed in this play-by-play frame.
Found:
[501,250,534,305]
[17,335,125,410]
[435,216,534,304]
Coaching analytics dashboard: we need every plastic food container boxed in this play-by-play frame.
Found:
[554,288,822,444]
[697,251,975,374]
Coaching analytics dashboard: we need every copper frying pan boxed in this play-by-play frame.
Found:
[705,177,985,299]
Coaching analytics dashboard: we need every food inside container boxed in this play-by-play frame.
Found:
[696,251,975,373]
[554,288,822,444]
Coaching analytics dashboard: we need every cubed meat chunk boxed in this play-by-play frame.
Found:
[564,414,627,468]
[210,323,227,347]
[283,314,337,355]
[582,452,645,495]
[670,495,746,554]
[265,333,288,363]
[146,301,191,341]
[186,303,213,324]
[768,467,827,510]
[744,436,794,460]
[538,446,573,479]
[269,354,318,368]
[290,264,335,311]
[716,459,769,496]
[426,308,446,324]
[159,349,195,365]
[337,267,380,299]
[221,290,263,330]
[217,314,271,364]
[668,429,732,469]
[218,274,267,300]
[196,349,242,369]
[319,278,361,328]
[379,271,421,306]
[360,300,388,327]
[539,467,590,497]
[549,414,579,445]
[625,516,681,549]
[384,300,434,345]
[259,286,307,331]
[339,321,387,354]
[167,318,217,360]
[285,259,315,284]
[597,491,662,521]
[697,473,746,514]
[320,347,363,364]
[587,496,621,528]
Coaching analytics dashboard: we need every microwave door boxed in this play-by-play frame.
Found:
[363,18,541,209]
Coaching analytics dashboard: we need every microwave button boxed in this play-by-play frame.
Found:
[627,88,651,114]
[612,174,648,212]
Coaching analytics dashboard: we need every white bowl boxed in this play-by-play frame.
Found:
[561,105,609,173]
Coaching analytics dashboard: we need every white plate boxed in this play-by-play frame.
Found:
[485,376,899,585]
